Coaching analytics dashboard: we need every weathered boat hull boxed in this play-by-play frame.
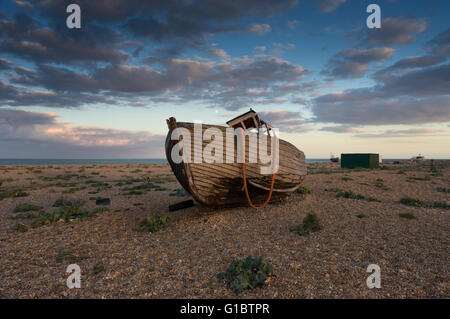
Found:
[165,121,306,207]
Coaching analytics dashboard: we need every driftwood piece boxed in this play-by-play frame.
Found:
[96,198,111,206]
[169,200,194,212]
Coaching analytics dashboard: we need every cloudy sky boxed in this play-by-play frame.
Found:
[0,0,449,158]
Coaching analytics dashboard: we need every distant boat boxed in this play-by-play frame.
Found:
[410,154,425,161]
[330,154,339,163]
[165,110,307,207]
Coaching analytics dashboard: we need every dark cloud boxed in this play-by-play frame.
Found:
[426,28,450,56]
[11,64,100,93]
[248,24,271,35]
[373,55,446,80]
[314,93,450,125]
[0,57,13,70]
[365,17,426,46]
[321,47,395,78]
[258,109,311,133]
[35,0,298,23]
[314,57,450,125]
[31,0,294,52]
[0,108,165,157]
[0,15,128,64]
[274,81,332,97]
[94,64,177,94]
[3,55,309,110]
[355,128,443,138]
[0,78,115,108]
[335,48,396,63]
[0,79,19,100]
[0,0,306,112]
[14,1,34,10]
[0,107,55,126]
[320,125,362,133]
[318,0,346,13]
[287,20,300,30]
[380,63,450,97]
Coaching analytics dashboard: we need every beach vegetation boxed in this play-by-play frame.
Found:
[217,256,273,294]
[56,249,89,263]
[400,197,449,209]
[294,185,311,194]
[12,199,107,228]
[406,175,431,182]
[374,179,390,190]
[169,188,188,197]
[139,215,173,233]
[0,188,29,199]
[92,263,105,274]
[436,187,450,193]
[290,212,323,236]
[336,191,380,202]
[14,203,43,213]
[399,212,416,219]
[13,223,28,232]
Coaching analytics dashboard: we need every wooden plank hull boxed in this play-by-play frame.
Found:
[165,121,306,207]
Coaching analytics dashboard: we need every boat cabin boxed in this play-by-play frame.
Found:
[226,109,272,131]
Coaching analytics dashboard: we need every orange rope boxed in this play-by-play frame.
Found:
[241,129,277,210]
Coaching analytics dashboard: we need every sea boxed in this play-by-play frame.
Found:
[0,158,417,165]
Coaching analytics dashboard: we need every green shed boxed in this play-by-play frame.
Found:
[341,153,379,169]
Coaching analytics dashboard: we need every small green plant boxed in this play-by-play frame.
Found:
[324,187,342,192]
[400,197,425,207]
[374,179,390,190]
[14,203,43,213]
[10,212,39,220]
[356,213,367,218]
[56,249,89,263]
[294,185,311,194]
[0,189,29,199]
[217,256,273,293]
[400,197,449,209]
[430,202,450,209]
[12,202,107,228]
[290,212,323,236]
[126,190,145,195]
[336,191,380,202]
[407,175,431,182]
[62,187,86,194]
[436,187,450,193]
[399,212,416,219]
[341,177,353,181]
[92,263,105,274]
[85,180,110,188]
[52,197,82,207]
[169,188,188,197]
[123,183,168,194]
[139,215,173,233]
[13,223,28,232]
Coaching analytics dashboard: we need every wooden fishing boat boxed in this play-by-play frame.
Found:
[165,110,307,208]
